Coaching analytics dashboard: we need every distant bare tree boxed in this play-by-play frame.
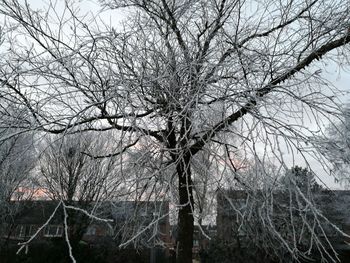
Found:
[319,106,350,187]
[0,0,350,262]
[39,133,119,203]
[0,131,35,202]
[0,101,36,251]
[38,132,120,248]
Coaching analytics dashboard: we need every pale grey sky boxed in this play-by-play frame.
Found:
[2,0,350,189]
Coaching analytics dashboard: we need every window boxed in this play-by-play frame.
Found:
[15,225,32,239]
[18,225,26,238]
[238,227,247,237]
[44,225,63,237]
[86,226,96,236]
[140,211,148,217]
[153,212,160,217]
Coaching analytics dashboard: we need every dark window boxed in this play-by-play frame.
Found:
[44,225,63,237]
[86,226,96,236]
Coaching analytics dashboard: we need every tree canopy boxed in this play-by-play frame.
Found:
[0,0,350,262]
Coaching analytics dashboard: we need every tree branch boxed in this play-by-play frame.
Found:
[190,33,350,156]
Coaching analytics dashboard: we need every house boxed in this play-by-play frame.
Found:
[2,201,66,242]
[108,201,171,248]
[216,189,350,261]
[1,200,171,262]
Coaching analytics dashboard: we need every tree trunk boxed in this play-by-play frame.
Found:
[176,156,194,263]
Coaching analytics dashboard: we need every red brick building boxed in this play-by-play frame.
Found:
[1,200,170,252]
[216,189,350,260]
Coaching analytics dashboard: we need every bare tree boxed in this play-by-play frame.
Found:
[0,0,350,262]
[0,131,35,202]
[0,101,36,251]
[39,133,119,203]
[38,132,121,249]
[319,105,350,187]
[0,100,35,198]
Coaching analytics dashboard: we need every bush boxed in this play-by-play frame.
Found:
[201,239,278,263]
[0,240,153,263]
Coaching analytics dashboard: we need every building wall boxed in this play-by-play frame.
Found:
[1,200,171,249]
[217,189,350,250]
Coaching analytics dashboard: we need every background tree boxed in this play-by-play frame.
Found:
[39,133,120,203]
[281,166,322,192]
[38,132,120,250]
[320,105,350,187]
[0,101,36,252]
[0,0,350,262]
[0,130,35,202]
